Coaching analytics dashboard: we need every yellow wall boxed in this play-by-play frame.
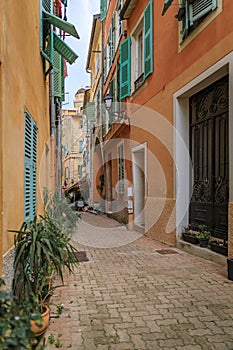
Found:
[0,1,51,271]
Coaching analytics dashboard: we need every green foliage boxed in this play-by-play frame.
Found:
[197,225,211,240]
[0,279,44,350]
[10,213,79,310]
[43,188,80,236]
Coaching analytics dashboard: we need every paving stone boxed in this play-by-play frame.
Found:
[45,213,233,350]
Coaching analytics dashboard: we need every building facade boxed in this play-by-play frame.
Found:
[97,0,233,256]
[0,0,79,275]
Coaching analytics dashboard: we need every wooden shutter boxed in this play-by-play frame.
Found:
[24,111,38,221]
[53,50,64,99]
[144,0,153,79]
[120,37,131,100]
[189,0,217,25]
[100,0,107,21]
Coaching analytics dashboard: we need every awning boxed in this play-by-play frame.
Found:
[54,33,78,64]
[161,0,174,16]
[43,9,80,39]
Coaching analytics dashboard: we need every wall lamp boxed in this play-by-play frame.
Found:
[103,94,130,125]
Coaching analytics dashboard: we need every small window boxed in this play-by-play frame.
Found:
[79,140,83,153]
[180,0,217,40]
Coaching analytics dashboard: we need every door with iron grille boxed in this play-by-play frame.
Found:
[189,76,229,241]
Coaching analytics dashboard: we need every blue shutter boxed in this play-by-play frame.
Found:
[100,0,107,21]
[144,0,153,79]
[79,141,83,153]
[120,37,131,100]
[189,0,217,26]
[24,111,38,221]
[161,0,174,16]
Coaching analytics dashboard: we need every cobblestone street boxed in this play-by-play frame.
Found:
[45,213,233,350]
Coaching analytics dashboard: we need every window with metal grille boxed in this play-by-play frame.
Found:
[24,111,38,221]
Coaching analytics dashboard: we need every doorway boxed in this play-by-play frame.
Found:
[189,75,229,240]
[132,143,146,229]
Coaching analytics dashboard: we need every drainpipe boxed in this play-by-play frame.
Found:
[56,98,62,199]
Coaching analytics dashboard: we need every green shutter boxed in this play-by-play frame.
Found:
[189,0,217,26]
[161,0,174,16]
[53,33,78,64]
[120,37,131,100]
[53,50,62,98]
[42,9,79,39]
[87,102,95,125]
[100,0,107,21]
[144,0,153,79]
[24,111,38,221]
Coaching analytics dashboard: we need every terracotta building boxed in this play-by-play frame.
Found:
[97,0,233,258]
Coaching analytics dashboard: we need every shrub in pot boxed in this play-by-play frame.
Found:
[181,225,198,244]
[0,278,44,349]
[9,213,79,339]
[197,225,211,247]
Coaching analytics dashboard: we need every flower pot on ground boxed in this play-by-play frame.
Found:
[227,258,233,281]
[9,212,79,343]
[11,214,79,307]
[209,240,228,256]
[181,225,198,244]
[197,225,211,248]
[0,278,43,349]
[30,304,50,337]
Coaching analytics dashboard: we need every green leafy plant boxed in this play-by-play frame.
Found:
[197,225,211,240]
[0,279,44,350]
[43,187,80,236]
[10,213,79,315]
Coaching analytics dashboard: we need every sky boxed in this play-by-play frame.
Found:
[62,0,100,109]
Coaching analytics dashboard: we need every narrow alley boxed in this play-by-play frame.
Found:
[45,213,233,350]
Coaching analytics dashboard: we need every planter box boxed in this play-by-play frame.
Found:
[210,241,228,256]
[198,238,209,248]
[182,232,198,245]
[227,259,233,281]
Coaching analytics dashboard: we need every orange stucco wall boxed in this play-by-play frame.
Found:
[0,1,51,271]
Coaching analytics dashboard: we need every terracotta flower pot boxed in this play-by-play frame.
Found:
[30,305,50,336]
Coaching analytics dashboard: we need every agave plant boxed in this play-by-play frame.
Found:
[10,214,78,309]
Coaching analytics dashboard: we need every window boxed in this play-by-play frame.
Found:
[100,0,107,21]
[132,21,144,91]
[178,0,218,41]
[117,143,125,196]
[79,140,83,153]
[78,165,82,178]
[118,0,123,38]
[24,111,38,221]
[120,0,153,99]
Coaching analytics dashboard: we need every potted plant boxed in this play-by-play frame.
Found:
[197,225,211,247]
[181,225,198,244]
[209,239,228,256]
[0,278,44,349]
[10,213,79,338]
[227,258,233,281]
